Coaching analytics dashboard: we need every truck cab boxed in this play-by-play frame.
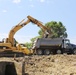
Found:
[63,39,76,54]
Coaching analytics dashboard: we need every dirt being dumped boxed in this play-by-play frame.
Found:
[25,55,76,75]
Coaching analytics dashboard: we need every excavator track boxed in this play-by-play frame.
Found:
[0,50,24,57]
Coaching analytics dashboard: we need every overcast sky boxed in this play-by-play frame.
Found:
[0,0,76,44]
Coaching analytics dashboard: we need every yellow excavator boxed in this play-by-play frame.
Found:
[0,15,51,55]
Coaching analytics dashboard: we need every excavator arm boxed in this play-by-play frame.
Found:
[27,16,52,38]
[27,16,51,33]
[7,15,51,47]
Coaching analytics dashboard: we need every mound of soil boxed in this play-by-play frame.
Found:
[25,55,76,75]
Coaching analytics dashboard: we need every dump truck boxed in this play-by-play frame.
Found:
[32,38,76,55]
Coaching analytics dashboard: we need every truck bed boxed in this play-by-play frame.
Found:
[35,38,63,48]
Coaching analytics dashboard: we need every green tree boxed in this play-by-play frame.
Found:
[25,36,41,49]
[31,36,41,43]
[25,42,32,49]
[38,21,67,38]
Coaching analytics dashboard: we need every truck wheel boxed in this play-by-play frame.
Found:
[73,49,76,54]
[36,49,43,55]
[56,50,62,54]
[44,49,50,55]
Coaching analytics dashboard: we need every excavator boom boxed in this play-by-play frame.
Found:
[8,19,30,46]
[8,15,51,47]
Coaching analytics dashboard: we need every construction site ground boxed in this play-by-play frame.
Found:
[0,54,76,75]
[25,54,76,75]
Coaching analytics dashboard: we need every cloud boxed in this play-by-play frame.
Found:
[29,0,45,3]
[39,0,51,4]
[2,10,7,13]
[40,0,45,2]
[13,0,21,4]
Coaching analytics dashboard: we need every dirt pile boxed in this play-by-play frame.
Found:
[25,55,76,75]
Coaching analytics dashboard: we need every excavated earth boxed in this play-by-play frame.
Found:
[25,54,76,75]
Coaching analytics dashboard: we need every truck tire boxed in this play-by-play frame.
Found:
[73,49,76,54]
[36,49,43,55]
[56,49,62,54]
[44,49,50,55]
